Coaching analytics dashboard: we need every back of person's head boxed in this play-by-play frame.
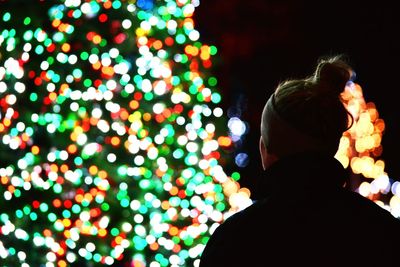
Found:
[261,55,353,159]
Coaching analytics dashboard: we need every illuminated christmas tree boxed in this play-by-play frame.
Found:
[336,82,399,217]
[0,0,251,266]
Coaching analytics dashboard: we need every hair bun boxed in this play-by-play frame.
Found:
[313,56,353,95]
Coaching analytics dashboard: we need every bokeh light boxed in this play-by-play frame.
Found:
[0,1,251,266]
[1,1,397,266]
[336,81,398,216]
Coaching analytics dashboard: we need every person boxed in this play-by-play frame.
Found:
[199,56,400,266]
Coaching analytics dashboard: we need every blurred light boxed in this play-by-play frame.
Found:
[0,0,253,266]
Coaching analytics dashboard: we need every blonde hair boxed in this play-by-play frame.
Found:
[261,55,354,156]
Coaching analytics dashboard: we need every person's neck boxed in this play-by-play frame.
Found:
[258,152,347,198]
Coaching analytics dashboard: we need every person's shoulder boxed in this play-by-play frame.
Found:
[199,200,269,267]
[221,198,268,226]
[204,198,269,243]
[341,188,400,225]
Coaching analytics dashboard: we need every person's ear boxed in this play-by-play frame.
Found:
[259,137,268,170]
[259,136,278,170]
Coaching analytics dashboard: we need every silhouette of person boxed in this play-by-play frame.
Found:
[199,56,400,266]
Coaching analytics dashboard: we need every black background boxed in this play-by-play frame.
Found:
[195,0,400,197]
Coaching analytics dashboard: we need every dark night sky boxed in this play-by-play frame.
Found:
[195,0,400,196]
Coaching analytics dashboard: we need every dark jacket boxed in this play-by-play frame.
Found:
[199,153,400,266]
